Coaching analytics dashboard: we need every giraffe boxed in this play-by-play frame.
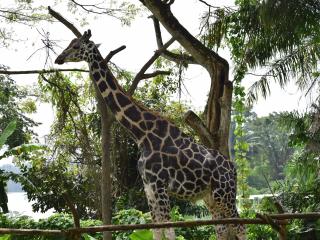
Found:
[55,30,246,240]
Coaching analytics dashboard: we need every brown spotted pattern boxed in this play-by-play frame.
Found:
[55,30,246,240]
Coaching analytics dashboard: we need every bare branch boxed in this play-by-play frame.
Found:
[151,16,197,65]
[105,45,126,63]
[48,6,82,37]
[128,37,175,95]
[0,69,88,75]
[198,0,215,8]
[140,71,171,79]
[70,0,122,16]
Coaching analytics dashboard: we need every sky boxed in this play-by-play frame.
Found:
[1,0,312,142]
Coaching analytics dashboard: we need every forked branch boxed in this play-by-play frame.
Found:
[151,16,197,65]
[128,37,175,95]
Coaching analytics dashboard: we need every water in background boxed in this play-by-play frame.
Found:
[7,192,54,220]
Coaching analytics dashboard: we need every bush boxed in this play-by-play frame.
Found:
[0,213,103,240]
[170,206,215,240]
[241,209,277,240]
[112,209,151,240]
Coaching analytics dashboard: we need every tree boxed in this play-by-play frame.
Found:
[0,73,38,148]
[194,0,320,196]
[6,1,319,238]
[7,71,101,228]
[275,103,320,238]
[246,113,293,182]
[13,152,96,228]
[0,120,17,213]
[0,71,38,214]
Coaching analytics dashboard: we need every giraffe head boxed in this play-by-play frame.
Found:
[55,30,98,65]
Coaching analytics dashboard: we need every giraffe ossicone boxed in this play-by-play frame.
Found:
[55,29,246,240]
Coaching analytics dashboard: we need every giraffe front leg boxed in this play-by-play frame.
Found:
[143,182,175,240]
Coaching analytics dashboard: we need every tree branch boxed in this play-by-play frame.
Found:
[69,0,125,18]
[184,110,216,148]
[48,6,125,65]
[127,37,175,95]
[48,6,82,37]
[151,16,197,65]
[0,69,88,75]
[105,45,126,63]
[198,0,215,8]
[141,0,228,69]
[140,70,170,79]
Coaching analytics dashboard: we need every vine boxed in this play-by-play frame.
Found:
[233,64,250,203]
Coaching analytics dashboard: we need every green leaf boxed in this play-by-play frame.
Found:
[0,144,45,160]
[129,230,153,240]
[82,233,98,240]
[0,234,11,240]
[0,121,17,149]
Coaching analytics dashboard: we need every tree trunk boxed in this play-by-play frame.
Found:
[141,0,232,157]
[62,192,80,228]
[94,83,114,240]
[0,180,8,214]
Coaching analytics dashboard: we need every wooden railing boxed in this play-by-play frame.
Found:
[0,212,319,240]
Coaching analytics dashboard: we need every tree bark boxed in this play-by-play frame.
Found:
[94,83,114,240]
[62,192,80,228]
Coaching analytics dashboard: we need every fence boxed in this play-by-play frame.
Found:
[0,212,319,240]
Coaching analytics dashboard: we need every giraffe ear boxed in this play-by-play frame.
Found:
[95,43,101,48]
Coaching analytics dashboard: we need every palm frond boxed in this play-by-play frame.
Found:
[247,40,320,105]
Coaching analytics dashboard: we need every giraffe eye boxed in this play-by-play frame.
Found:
[73,44,80,49]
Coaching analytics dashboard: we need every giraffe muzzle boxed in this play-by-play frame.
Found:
[55,55,65,65]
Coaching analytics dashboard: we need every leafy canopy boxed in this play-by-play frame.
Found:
[202,0,320,103]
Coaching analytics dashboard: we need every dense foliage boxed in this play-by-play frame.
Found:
[201,0,320,103]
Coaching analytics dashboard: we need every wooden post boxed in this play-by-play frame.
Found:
[278,224,287,240]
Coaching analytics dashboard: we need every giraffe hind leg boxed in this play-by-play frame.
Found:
[204,192,246,240]
[204,194,229,240]
[143,182,175,240]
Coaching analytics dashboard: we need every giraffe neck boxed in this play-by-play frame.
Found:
[88,48,150,143]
